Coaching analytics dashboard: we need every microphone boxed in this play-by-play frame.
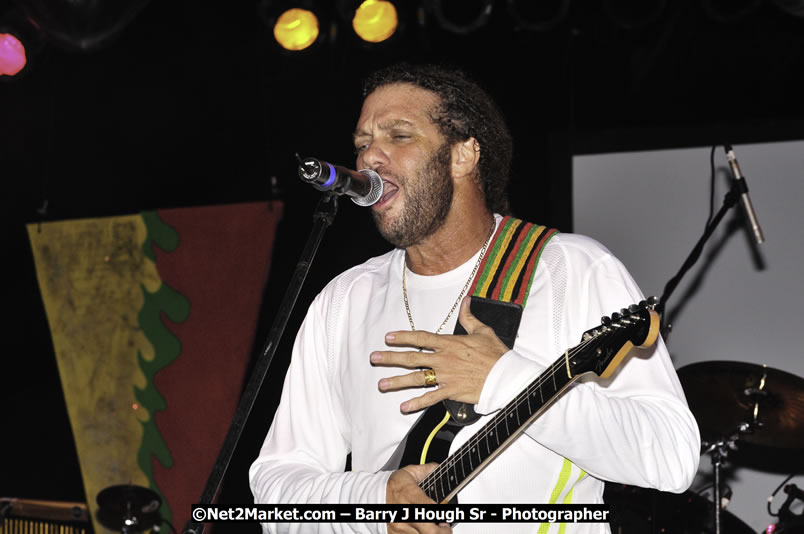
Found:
[297,155,383,207]
[724,144,765,244]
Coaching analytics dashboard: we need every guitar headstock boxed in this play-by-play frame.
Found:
[571,297,660,379]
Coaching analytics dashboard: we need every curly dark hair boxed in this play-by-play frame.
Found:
[362,63,512,214]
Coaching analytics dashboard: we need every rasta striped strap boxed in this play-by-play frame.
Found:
[442,216,558,426]
[470,216,559,308]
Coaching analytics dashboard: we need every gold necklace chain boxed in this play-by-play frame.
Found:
[402,221,495,334]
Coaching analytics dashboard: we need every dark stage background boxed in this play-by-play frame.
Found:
[2,0,803,530]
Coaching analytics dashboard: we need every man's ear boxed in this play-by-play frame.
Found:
[451,137,481,181]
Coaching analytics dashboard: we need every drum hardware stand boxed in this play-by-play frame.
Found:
[703,387,766,534]
[703,429,743,534]
[181,193,339,534]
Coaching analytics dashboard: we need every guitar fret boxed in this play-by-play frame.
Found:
[517,398,529,426]
[422,479,434,501]
[505,407,516,436]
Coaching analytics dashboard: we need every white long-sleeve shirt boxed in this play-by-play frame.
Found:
[250,217,701,534]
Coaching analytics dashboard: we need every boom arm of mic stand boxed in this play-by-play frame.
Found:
[182,194,339,534]
[656,181,741,338]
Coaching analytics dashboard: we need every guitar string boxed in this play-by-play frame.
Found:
[420,334,603,498]
[422,312,647,499]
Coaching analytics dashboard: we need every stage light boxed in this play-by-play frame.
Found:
[0,11,38,79]
[429,0,494,35]
[273,7,320,51]
[352,0,398,43]
[0,32,26,76]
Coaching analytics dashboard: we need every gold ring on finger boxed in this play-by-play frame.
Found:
[423,369,437,387]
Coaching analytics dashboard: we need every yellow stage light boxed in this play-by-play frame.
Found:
[273,8,320,51]
[352,0,398,43]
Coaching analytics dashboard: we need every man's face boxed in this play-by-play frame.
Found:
[353,83,454,248]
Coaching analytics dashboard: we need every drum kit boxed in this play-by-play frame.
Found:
[606,360,804,534]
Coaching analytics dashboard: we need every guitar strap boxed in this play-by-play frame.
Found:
[382,216,558,470]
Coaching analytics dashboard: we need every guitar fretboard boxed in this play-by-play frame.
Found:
[419,352,582,503]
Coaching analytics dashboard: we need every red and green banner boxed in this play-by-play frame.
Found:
[27,201,283,533]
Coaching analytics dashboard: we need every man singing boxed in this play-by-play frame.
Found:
[250,63,700,534]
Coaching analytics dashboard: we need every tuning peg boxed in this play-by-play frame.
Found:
[628,304,640,313]
[646,296,658,308]
[611,312,621,323]
[601,316,611,326]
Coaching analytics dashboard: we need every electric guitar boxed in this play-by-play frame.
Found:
[414,298,661,504]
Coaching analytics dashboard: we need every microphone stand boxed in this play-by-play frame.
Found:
[657,152,761,534]
[656,170,742,338]
[181,193,339,534]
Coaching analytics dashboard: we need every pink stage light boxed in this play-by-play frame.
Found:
[0,32,27,76]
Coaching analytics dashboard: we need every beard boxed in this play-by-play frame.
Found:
[372,142,454,249]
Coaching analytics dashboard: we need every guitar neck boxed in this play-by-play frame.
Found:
[418,356,579,504]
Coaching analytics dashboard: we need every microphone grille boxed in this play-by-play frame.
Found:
[352,169,384,207]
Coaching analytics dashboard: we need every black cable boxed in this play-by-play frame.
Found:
[706,145,716,229]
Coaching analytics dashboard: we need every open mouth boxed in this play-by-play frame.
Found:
[375,180,399,208]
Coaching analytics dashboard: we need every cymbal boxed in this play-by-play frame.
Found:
[678,361,804,449]
[96,484,161,531]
